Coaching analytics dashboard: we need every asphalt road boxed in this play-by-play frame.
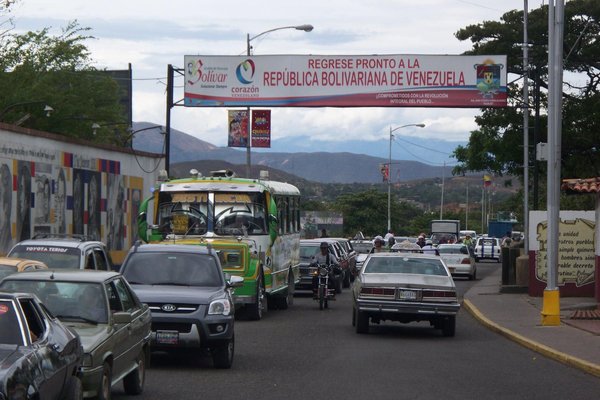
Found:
[113,263,600,400]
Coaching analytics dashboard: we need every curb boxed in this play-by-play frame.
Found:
[463,299,600,379]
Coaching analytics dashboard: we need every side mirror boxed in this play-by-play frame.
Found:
[227,275,244,288]
[113,311,133,325]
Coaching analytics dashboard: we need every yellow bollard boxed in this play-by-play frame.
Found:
[541,288,561,326]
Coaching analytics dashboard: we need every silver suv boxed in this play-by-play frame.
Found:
[119,243,243,369]
[8,234,113,270]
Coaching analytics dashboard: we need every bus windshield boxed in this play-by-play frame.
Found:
[157,191,267,236]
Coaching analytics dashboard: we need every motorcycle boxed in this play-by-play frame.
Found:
[313,263,337,310]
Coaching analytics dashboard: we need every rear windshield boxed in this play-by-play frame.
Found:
[9,245,80,269]
[0,281,109,324]
[364,257,448,276]
[122,252,223,287]
[437,246,468,255]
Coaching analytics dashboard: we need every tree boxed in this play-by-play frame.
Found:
[0,20,127,145]
[452,1,600,182]
[334,189,424,237]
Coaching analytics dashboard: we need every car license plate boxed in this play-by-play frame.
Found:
[156,330,179,345]
[398,290,417,300]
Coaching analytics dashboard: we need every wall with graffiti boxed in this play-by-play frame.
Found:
[0,125,163,260]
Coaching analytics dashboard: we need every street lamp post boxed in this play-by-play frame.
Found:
[0,101,53,122]
[388,123,425,231]
[245,24,313,178]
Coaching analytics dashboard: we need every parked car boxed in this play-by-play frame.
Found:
[352,252,460,336]
[297,240,320,291]
[297,239,344,294]
[318,238,351,291]
[350,239,374,254]
[8,234,113,271]
[0,257,48,280]
[119,243,243,369]
[0,291,83,400]
[328,238,357,286]
[474,237,502,262]
[355,253,369,273]
[437,243,477,280]
[0,270,151,399]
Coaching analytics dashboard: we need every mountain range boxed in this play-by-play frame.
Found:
[131,122,457,184]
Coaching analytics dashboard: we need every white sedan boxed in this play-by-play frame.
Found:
[474,237,502,263]
[352,252,460,337]
[437,244,476,280]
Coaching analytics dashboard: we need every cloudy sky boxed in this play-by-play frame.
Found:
[8,0,540,165]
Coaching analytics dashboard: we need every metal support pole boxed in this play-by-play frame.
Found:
[165,64,174,177]
[246,33,252,178]
[542,0,564,326]
[523,0,530,254]
[387,126,392,232]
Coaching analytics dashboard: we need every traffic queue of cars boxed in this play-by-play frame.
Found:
[0,234,243,399]
[0,231,487,398]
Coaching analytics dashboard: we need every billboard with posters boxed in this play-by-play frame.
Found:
[184,54,507,108]
[227,110,248,148]
[251,110,271,148]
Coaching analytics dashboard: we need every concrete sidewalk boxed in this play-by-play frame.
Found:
[463,267,600,378]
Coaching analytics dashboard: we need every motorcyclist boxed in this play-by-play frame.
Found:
[311,242,340,298]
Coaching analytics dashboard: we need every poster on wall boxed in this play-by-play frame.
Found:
[87,171,101,241]
[107,174,125,250]
[72,169,85,235]
[16,160,31,242]
[0,161,12,252]
[227,110,249,148]
[251,110,271,148]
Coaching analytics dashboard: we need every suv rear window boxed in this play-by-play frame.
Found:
[9,245,80,269]
[122,252,223,287]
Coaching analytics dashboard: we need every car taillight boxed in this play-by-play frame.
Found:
[461,258,471,264]
[360,287,395,297]
[422,290,457,300]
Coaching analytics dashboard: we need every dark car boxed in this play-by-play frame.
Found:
[0,291,83,400]
[296,240,344,294]
[328,238,357,286]
[119,243,243,369]
[0,270,151,400]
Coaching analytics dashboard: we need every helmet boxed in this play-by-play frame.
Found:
[426,239,433,245]
[320,242,329,249]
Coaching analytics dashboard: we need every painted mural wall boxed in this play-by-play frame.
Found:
[0,125,163,260]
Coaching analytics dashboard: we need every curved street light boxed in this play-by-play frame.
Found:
[387,123,426,231]
[0,101,53,122]
[244,24,314,178]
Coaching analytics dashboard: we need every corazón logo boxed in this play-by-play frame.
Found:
[236,59,256,84]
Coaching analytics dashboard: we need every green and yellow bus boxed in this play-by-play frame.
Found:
[137,169,300,320]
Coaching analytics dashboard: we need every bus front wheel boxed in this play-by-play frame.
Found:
[246,275,265,320]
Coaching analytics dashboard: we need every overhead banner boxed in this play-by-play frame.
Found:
[227,110,248,148]
[251,110,271,148]
[184,54,507,108]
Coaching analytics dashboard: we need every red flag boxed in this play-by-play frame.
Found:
[381,164,389,182]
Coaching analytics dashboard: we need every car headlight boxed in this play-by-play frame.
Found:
[208,299,232,316]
